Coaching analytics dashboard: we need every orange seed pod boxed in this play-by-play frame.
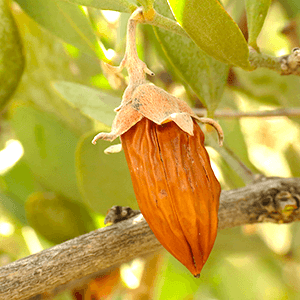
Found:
[121,118,220,276]
[92,8,223,277]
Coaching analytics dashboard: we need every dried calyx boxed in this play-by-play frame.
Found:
[92,8,223,147]
[92,8,222,277]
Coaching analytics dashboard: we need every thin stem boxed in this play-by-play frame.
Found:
[146,12,188,37]
[122,8,151,84]
[194,108,300,119]
[222,142,256,180]
[207,135,255,185]
[248,49,281,71]
[125,19,139,61]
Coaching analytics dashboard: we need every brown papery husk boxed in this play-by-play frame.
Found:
[121,118,221,276]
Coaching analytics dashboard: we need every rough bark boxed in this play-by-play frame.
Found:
[1,177,300,300]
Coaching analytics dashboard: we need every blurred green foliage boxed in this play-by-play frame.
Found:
[0,0,24,109]
[0,0,300,299]
[25,191,96,244]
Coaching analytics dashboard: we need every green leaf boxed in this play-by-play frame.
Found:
[0,0,24,110]
[137,0,154,10]
[167,0,251,69]
[245,0,271,50]
[0,201,30,258]
[52,291,74,300]
[213,256,287,300]
[10,103,82,202]
[54,81,119,126]
[26,191,96,244]
[15,0,107,60]
[277,0,300,18]
[153,0,229,114]
[12,11,95,136]
[0,193,27,225]
[235,67,300,113]
[284,144,300,177]
[1,158,41,204]
[63,0,137,13]
[76,130,137,214]
[154,253,201,299]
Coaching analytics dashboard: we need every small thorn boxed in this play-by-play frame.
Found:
[145,67,155,76]
[114,104,122,112]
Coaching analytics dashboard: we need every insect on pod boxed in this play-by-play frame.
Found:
[92,8,223,277]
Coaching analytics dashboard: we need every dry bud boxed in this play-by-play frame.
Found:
[92,8,222,276]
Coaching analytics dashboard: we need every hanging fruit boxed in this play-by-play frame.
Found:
[92,8,223,277]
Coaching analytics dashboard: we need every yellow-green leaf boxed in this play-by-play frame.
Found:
[63,0,137,13]
[0,0,24,110]
[137,0,154,10]
[285,144,300,177]
[246,0,271,50]
[168,0,251,69]
[76,130,137,214]
[13,10,95,136]
[154,0,229,113]
[10,103,82,202]
[54,81,118,126]
[26,192,96,244]
[15,0,107,60]
[278,0,300,18]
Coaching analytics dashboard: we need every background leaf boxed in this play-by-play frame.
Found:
[167,0,251,69]
[63,0,136,13]
[15,0,106,59]
[154,253,200,299]
[212,255,287,300]
[0,0,24,110]
[137,0,154,10]
[0,158,41,220]
[245,0,271,50]
[54,81,119,126]
[284,144,300,177]
[75,130,137,214]
[153,0,229,114]
[277,0,300,18]
[12,9,96,136]
[0,193,27,225]
[10,103,82,202]
[207,135,252,188]
[235,67,300,123]
[217,89,260,181]
[25,191,96,244]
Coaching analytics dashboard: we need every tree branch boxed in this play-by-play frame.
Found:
[248,47,300,75]
[1,177,300,300]
[194,108,300,119]
[141,9,300,76]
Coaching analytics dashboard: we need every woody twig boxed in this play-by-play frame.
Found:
[1,177,300,300]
